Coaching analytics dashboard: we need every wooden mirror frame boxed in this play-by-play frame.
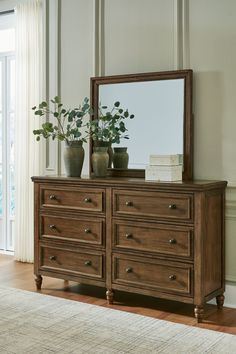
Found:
[90,69,193,180]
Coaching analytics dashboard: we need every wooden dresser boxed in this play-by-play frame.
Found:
[32,175,227,321]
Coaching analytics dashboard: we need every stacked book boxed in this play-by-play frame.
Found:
[145,154,183,181]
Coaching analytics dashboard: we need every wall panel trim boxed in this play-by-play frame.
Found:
[226,200,236,220]
[173,0,182,69]
[93,0,104,77]
[45,0,60,175]
[174,0,190,70]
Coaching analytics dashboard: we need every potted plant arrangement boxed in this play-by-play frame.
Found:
[32,96,90,177]
[89,101,134,175]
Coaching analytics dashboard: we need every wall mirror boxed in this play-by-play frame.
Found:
[90,70,193,180]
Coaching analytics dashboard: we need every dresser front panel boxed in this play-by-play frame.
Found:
[41,215,104,246]
[40,186,104,213]
[33,177,226,315]
[40,245,104,279]
[112,255,193,296]
[113,190,193,221]
[113,220,193,258]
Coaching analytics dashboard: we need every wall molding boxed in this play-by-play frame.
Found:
[173,0,190,70]
[173,0,182,69]
[92,0,105,77]
[226,185,236,220]
[92,0,99,76]
[226,275,236,282]
[227,183,236,188]
[182,0,190,69]
[45,0,60,175]
[226,200,236,220]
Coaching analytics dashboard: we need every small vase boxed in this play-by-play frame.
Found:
[113,147,129,169]
[94,141,113,168]
[63,141,84,177]
[92,147,109,177]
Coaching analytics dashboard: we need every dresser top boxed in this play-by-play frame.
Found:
[31,175,227,192]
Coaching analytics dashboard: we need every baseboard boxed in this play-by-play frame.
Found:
[224,282,236,308]
[208,282,236,308]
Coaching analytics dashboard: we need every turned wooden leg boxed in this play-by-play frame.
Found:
[216,294,225,309]
[35,275,42,290]
[106,289,114,304]
[194,305,204,323]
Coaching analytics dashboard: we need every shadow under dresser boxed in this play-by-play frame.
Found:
[32,175,227,322]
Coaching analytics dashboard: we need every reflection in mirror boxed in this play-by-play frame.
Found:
[90,70,193,180]
[99,79,184,169]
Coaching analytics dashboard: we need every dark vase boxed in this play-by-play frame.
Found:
[63,141,84,177]
[94,141,113,168]
[92,146,109,177]
[113,147,129,169]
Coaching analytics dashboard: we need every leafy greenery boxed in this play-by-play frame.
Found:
[32,96,90,144]
[88,101,135,144]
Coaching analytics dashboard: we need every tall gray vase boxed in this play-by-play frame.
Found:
[63,141,84,177]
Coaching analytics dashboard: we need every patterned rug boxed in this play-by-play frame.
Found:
[0,287,235,354]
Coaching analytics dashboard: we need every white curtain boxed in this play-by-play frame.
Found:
[14,0,44,262]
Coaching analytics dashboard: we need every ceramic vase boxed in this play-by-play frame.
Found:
[113,147,129,169]
[93,141,113,168]
[63,141,84,177]
[92,146,109,177]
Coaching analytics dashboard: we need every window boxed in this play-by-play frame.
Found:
[0,13,15,252]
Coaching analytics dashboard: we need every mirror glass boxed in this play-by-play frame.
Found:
[99,79,184,169]
[90,70,193,180]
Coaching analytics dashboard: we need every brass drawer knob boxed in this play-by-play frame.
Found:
[169,204,177,209]
[169,275,176,281]
[169,238,177,244]
[49,195,57,200]
[125,233,133,239]
[126,267,133,273]
[49,224,56,230]
[84,197,92,203]
[84,260,92,266]
[125,201,133,207]
[84,228,91,234]
[49,256,56,261]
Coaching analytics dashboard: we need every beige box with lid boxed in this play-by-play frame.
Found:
[145,164,182,181]
[149,154,183,166]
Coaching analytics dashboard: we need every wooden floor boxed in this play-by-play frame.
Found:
[0,254,236,335]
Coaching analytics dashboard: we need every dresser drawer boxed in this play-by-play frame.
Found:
[40,186,104,213]
[41,215,104,246]
[113,221,193,258]
[113,255,192,295]
[113,190,192,221]
[40,246,104,279]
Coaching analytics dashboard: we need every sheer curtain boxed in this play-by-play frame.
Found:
[14,0,44,262]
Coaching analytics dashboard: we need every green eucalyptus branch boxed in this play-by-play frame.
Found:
[88,101,135,144]
[32,96,90,144]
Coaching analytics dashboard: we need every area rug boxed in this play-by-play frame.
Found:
[0,287,235,354]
